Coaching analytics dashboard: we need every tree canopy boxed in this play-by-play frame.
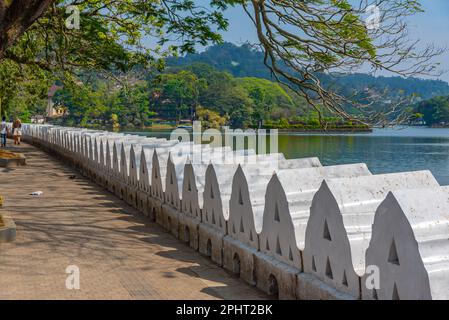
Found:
[415,96,449,126]
[1,0,229,71]
[40,62,317,129]
[0,0,445,125]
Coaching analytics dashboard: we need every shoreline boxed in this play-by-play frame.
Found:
[47,122,449,134]
[118,125,373,133]
[274,127,372,133]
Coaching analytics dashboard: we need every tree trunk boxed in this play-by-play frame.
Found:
[0,0,55,59]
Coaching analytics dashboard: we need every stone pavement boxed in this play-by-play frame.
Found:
[0,141,267,300]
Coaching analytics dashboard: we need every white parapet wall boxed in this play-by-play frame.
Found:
[20,124,449,300]
[257,163,372,299]
[224,158,322,287]
[363,186,449,300]
[198,155,290,265]
[303,171,440,298]
[182,150,254,228]
[176,150,280,247]
[176,147,240,247]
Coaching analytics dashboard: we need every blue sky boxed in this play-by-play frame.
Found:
[194,0,449,83]
[410,0,449,82]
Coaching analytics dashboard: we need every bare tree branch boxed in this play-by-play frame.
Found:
[242,0,446,126]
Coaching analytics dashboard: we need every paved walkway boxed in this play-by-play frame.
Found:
[0,141,267,300]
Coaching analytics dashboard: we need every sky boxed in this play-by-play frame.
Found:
[192,0,449,83]
[408,0,449,82]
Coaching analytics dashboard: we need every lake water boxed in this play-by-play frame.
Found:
[124,127,449,185]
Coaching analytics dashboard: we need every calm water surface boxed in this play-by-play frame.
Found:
[124,127,449,185]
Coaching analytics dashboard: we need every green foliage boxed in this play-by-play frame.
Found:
[111,114,120,130]
[4,0,231,75]
[53,77,156,129]
[415,96,449,126]
[170,43,449,104]
[196,106,228,129]
[150,70,205,121]
[0,59,50,119]
[5,41,449,129]
[0,0,440,125]
[262,116,370,131]
[0,0,232,118]
[235,77,300,124]
[167,42,276,79]
[45,61,314,129]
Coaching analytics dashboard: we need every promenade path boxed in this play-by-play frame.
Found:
[0,141,267,300]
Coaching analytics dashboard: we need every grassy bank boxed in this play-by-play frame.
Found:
[260,119,372,132]
[276,127,372,133]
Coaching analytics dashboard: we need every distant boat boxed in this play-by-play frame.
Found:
[177,125,193,129]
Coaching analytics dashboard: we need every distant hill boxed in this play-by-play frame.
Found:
[167,42,449,102]
[167,42,273,79]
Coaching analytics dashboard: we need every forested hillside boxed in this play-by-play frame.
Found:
[168,43,449,101]
[51,62,314,129]
[3,43,449,129]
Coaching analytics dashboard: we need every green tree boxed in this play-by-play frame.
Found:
[118,82,156,128]
[53,80,114,127]
[416,96,449,126]
[1,0,229,73]
[151,70,206,122]
[196,106,228,129]
[0,59,50,118]
[236,77,295,127]
[193,70,254,127]
[1,1,441,124]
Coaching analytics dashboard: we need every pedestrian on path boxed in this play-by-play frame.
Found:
[13,118,22,145]
[1,116,8,147]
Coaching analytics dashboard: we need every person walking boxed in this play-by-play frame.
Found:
[1,116,7,147]
[12,118,22,145]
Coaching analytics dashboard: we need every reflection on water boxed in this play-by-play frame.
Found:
[124,127,449,185]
